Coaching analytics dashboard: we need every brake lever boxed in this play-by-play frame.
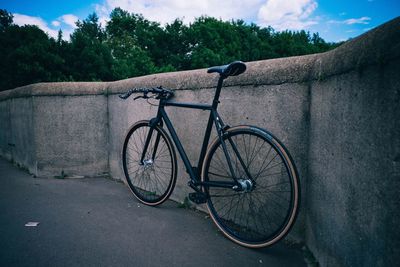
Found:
[134,92,151,100]
[119,93,130,99]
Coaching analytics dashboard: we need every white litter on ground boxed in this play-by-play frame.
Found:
[25,222,40,227]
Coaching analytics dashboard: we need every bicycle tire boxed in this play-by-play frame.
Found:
[201,125,300,248]
[122,120,177,206]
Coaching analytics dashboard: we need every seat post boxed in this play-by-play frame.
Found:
[212,75,225,109]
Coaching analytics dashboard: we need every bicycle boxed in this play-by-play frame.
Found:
[119,61,300,248]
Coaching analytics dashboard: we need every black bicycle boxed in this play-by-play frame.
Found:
[119,61,300,248]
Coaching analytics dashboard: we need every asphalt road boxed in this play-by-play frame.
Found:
[0,158,306,267]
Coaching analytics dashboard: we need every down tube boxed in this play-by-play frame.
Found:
[160,108,198,181]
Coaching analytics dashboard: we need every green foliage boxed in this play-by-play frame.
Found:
[68,13,113,81]
[0,9,13,31]
[106,8,156,78]
[0,8,341,91]
[54,170,66,179]
[0,24,66,90]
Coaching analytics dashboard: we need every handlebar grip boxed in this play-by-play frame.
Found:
[119,87,173,100]
[119,88,146,100]
[118,89,135,99]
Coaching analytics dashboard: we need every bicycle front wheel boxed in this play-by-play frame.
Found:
[201,126,300,248]
[122,120,177,206]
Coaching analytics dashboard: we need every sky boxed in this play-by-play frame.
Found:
[0,0,399,42]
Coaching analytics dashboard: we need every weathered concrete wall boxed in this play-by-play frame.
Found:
[0,16,399,267]
[305,18,400,267]
[33,95,109,177]
[0,83,110,177]
[0,99,11,160]
[306,60,400,267]
[0,97,37,170]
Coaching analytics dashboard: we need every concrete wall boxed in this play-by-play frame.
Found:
[33,95,109,177]
[305,18,400,266]
[0,17,399,267]
[0,83,110,177]
[307,61,400,266]
[0,99,12,160]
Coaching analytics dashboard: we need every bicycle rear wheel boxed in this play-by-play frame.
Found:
[201,126,300,248]
[122,120,177,206]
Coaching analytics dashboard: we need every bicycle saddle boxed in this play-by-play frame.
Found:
[207,61,246,78]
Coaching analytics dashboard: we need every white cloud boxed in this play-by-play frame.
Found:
[13,13,79,41]
[60,14,79,28]
[52,20,61,27]
[343,16,371,25]
[94,4,111,26]
[13,13,59,38]
[52,14,79,41]
[257,0,318,30]
[95,0,321,31]
[328,16,371,25]
[96,0,265,25]
[12,0,324,42]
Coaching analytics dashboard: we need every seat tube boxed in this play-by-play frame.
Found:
[198,76,225,170]
[197,111,215,169]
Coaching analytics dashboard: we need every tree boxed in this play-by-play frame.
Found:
[0,9,13,32]
[69,13,113,81]
[0,8,340,91]
[160,19,190,70]
[108,34,156,79]
[0,24,65,90]
[312,32,340,52]
[186,17,240,68]
[106,8,156,78]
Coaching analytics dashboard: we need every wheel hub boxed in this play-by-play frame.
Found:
[237,179,254,192]
[142,159,154,170]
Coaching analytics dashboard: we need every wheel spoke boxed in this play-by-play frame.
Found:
[203,128,299,247]
[123,122,176,205]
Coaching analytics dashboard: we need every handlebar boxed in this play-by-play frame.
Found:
[119,86,174,100]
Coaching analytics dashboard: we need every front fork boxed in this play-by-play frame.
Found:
[140,117,162,165]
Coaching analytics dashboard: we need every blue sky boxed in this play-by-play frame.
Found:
[1,0,398,42]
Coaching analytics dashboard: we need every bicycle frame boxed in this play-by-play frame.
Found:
[140,76,246,191]
[121,61,300,248]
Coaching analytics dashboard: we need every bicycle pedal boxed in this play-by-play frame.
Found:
[188,192,207,204]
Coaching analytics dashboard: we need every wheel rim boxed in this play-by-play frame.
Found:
[203,130,297,245]
[123,123,175,204]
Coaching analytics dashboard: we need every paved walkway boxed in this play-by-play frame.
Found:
[0,158,306,267]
